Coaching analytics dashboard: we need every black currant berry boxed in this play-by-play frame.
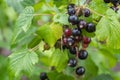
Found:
[110,6,119,12]
[64,28,72,37]
[83,9,91,17]
[69,47,77,55]
[67,37,74,46]
[72,28,81,36]
[68,58,77,67]
[68,15,79,25]
[67,4,75,9]
[110,0,119,4]
[76,66,85,75]
[68,8,76,15]
[77,20,87,29]
[78,50,88,60]
[82,36,91,44]
[104,0,110,3]
[40,72,48,80]
[86,23,96,33]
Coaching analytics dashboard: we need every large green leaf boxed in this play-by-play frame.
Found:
[92,74,113,80]
[39,48,69,72]
[11,6,34,46]
[20,0,35,7]
[53,0,68,7]
[28,35,41,48]
[50,49,69,72]
[48,71,75,80]
[36,23,63,47]
[96,9,120,49]
[53,13,69,25]
[78,56,98,80]
[9,49,38,77]
[88,0,108,20]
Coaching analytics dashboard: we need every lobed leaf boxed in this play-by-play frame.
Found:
[9,49,38,77]
[11,6,34,46]
[96,9,120,49]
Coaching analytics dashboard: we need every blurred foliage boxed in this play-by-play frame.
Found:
[0,0,120,80]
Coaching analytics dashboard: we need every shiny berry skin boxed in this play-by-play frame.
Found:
[78,50,88,60]
[40,72,48,80]
[86,23,96,33]
[69,47,77,55]
[78,20,87,29]
[68,8,76,15]
[68,58,77,67]
[104,0,110,3]
[67,37,74,46]
[68,15,79,25]
[82,36,91,44]
[67,4,75,9]
[83,9,91,17]
[64,28,72,37]
[72,28,81,36]
[76,66,85,75]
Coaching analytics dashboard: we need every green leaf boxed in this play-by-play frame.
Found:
[5,0,24,13]
[99,49,117,68]
[50,49,69,72]
[82,29,95,38]
[53,13,69,25]
[9,49,38,77]
[96,9,120,49]
[40,49,69,72]
[47,71,75,80]
[78,56,98,80]
[0,56,9,80]
[28,35,41,48]
[50,23,63,39]
[20,0,35,7]
[11,6,34,46]
[37,23,63,47]
[53,0,68,7]
[88,0,108,20]
[92,74,113,80]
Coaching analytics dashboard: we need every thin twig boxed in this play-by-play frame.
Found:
[61,36,63,51]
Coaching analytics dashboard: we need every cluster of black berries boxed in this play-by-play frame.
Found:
[104,0,120,12]
[64,4,96,76]
[40,4,96,79]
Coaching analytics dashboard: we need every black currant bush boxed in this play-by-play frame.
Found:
[0,0,120,80]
